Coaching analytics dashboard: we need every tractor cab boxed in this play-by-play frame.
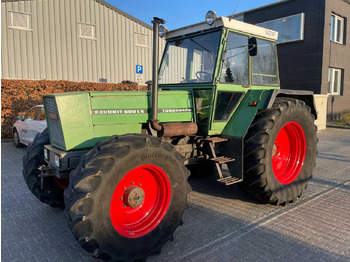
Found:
[158,13,280,136]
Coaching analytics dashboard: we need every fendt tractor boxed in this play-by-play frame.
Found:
[23,11,317,261]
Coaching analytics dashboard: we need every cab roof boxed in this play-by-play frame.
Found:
[166,16,278,41]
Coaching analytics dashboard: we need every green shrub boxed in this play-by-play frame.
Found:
[342,110,350,125]
[1,79,146,139]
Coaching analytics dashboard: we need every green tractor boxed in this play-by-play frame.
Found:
[23,11,317,261]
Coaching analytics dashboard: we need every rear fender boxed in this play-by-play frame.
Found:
[267,90,317,119]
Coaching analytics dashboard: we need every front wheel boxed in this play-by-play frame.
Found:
[64,134,191,261]
[240,98,317,205]
[22,128,66,207]
[13,129,24,148]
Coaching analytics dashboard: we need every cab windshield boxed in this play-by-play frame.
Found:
[158,30,221,84]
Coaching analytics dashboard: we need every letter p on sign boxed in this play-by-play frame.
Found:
[136,65,143,74]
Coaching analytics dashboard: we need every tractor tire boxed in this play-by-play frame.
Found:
[13,128,24,148]
[240,98,317,205]
[22,128,66,208]
[64,134,191,261]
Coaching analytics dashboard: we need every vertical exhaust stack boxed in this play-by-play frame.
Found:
[151,17,165,132]
[150,17,198,137]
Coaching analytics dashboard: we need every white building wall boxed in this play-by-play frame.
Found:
[1,0,165,84]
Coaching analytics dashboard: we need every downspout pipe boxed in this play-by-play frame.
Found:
[151,17,165,132]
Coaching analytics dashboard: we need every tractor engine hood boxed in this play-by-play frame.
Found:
[43,90,194,151]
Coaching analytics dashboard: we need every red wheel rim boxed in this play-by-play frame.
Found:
[54,177,69,190]
[110,165,171,238]
[272,122,306,185]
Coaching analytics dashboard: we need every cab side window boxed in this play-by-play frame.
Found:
[214,91,244,121]
[25,108,37,120]
[194,90,212,124]
[252,39,278,86]
[220,33,249,85]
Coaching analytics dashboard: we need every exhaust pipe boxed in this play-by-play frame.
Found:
[150,17,198,137]
[151,17,165,132]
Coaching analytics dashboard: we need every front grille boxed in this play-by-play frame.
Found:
[44,97,65,148]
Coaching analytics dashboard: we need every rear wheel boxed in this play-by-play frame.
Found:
[22,128,66,208]
[64,134,191,261]
[240,98,317,205]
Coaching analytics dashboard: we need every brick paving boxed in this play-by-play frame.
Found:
[2,127,350,262]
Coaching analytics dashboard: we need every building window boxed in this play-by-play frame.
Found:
[330,14,345,44]
[135,32,148,48]
[9,11,31,30]
[78,22,96,39]
[328,68,343,95]
[257,13,304,44]
[234,14,244,22]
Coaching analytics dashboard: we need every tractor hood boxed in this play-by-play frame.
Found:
[44,90,194,151]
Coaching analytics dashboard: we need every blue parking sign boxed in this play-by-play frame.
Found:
[136,65,143,74]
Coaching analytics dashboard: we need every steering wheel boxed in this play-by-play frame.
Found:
[195,71,212,81]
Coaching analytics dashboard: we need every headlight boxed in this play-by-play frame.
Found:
[44,148,49,160]
[54,155,60,168]
[159,25,168,38]
[205,10,217,26]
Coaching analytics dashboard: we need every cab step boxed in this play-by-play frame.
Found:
[204,137,228,143]
[204,139,240,186]
[210,156,235,164]
[217,176,242,186]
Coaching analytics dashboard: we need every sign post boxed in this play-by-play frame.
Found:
[136,65,143,91]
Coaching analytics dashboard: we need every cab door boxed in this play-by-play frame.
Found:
[209,31,250,135]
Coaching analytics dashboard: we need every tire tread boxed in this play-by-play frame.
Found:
[240,98,317,205]
[64,134,191,261]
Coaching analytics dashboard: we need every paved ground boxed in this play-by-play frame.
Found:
[2,127,350,262]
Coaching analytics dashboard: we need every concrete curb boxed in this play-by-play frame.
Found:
[326,124,350,130]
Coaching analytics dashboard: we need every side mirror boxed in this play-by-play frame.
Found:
[248,37,258,57]
[17,115,24,121]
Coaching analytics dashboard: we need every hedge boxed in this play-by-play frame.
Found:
[1,79,147,139]
[342,110,350,125]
